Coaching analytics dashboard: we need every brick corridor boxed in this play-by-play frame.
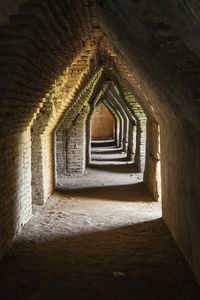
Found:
[1,0,200,293]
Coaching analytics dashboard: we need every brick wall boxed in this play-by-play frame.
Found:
[30,44,98,205]
[0,128,32,258]
[66,105,89,174]
[120,87,147,172]
[55,68,104,179]
[91,102,115,140]
[0,0,100,253]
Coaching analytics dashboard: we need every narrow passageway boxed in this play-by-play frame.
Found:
[0,183,199,300]
[0,158,200,300]
[1,1,200,298]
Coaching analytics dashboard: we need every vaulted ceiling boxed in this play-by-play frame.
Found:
[1,0,200,136]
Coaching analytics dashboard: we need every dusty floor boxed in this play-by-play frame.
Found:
[0,182,200,299]
[57,164,142,190]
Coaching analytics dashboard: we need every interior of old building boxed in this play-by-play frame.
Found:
[0,0,200,299]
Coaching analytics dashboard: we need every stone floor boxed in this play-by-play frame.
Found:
[90,142,132,164]
[57,164,142,190]
[0,180,200,299]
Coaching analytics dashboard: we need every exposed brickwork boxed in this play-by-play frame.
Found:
[0,128,31,258]
[55,68,104,178]
[0,0,101,254]
[66,105,89,174]
[101,76,147,173]
[31,45,98,204]
[105,85,137,159]
[1,0,200,286]
[55,74,143,180]
[84,78,146,168]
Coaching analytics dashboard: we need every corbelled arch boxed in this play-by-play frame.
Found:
[104,83,139,165]
[91,71,149,173]
[55,67,105,181]
[100,98,125,151]
[31,62,103,204]
[102,89,134,156]
[90,101,116,142]
[93,100,122,148]
[55,67,149,189]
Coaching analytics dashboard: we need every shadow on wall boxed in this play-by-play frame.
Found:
[0,218,200,299]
